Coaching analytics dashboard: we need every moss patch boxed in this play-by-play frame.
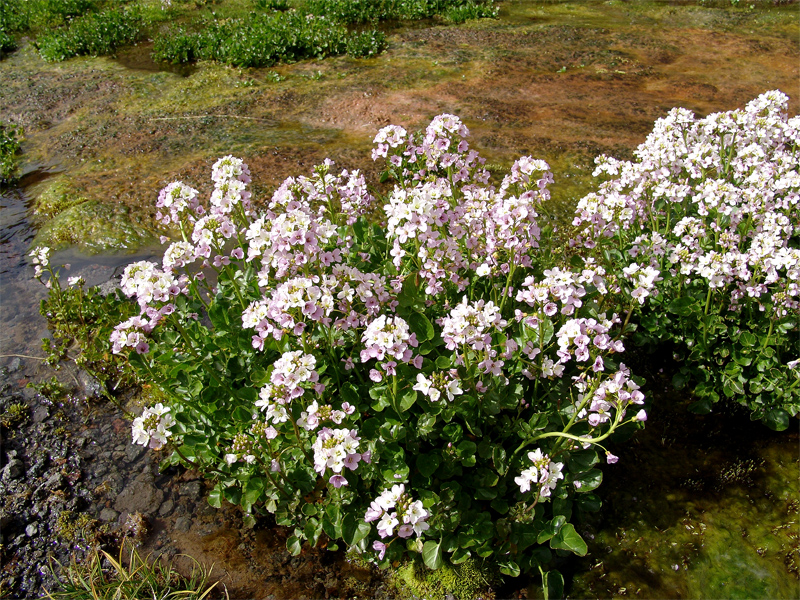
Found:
[393,557,497,600]
[33,198,158,253]
[32,177,87,221]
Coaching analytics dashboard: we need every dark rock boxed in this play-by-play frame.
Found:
[125,444,145,462]
[44,472,65,490]
[174,516,192,533]
[180,481,202,500]
[32,405,49,423]
[2,458,24,481]
[158,499,174,517]
[99,508,119,522]
[114,472,164,516]
[78,371,103,399]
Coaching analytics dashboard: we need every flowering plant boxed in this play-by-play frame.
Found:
[64,114,654,585]
[573,90,800,430]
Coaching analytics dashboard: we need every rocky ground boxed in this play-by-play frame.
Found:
[0,355,395,600]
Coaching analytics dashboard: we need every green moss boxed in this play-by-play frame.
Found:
[33,198,158,253]
[33,177,88,220]
[393,557,496,600]
[56,510,98,544]
[0,402,28,428]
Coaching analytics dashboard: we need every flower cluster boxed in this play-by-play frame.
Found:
[298,400,355,431]
[120,261,182,309]
[441,297,506,351]
[131,403,175,450]
[576,364,647,427]
[29,246,51,278]
[156,182,201,227]
[364,484,429,541]
[311,427,363,487]
[573,90,800,316]
[225,432,256,465]
[514,449,564,501]
[361,315,419,380]
[413,371,463,403]
[110,315,154,354]
[555,317,623,365]
[256,351,319,421]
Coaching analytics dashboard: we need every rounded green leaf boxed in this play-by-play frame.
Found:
[422,539,443,570]
[549,523,587,556]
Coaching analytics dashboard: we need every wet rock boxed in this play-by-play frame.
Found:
[2,458,24,481]
[180,481,202,500]
[114,472,164,516]
[44,472,65,490]
[32,405,49,423]
[174,516,192,533]
[78,371,103,399]
[158,499,174,517]
[99,508,119,522]
[7,358,21,373]
[125,443,145,462]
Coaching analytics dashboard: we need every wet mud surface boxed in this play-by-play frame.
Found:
[1,1,799,598]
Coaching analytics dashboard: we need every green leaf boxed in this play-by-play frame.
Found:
[568,449,598,473]
[417,452,441,477]
[573,468,603,492]
[498,559,520,577]
[417,413,437,436]
[537,516,565,544]
[422,539,444,570]
[550,523,587,556]
[542,570,564,600]
[529,412,548,431]
[668,296,698,317]
[764,408,789,431]
[399,390,417,411]
[492,446,507,474]
[408,311,434,342]
[208,484,222,508]
[342,514,371,547]
[450,547,471,564]
[688,397,713,414]
[302,504,318,517]
[340,383,360,406]
[456,440,477,459]
[243,477,265,509]
[287,535,303,556]
[576,493,602,513]
[322,504,342,540]
[739,331,757,347]
[435,355,452,369]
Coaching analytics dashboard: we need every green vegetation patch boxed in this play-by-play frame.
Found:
[393,557,496,600]
[152,10,386,66]
[33,199,158,253]
[36,4,146,62]
[0,121,21,183]
[32,177,88,221]
[305,0,497,24]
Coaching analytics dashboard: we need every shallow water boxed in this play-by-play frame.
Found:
[0,0,798,597]
[566,391,800,599]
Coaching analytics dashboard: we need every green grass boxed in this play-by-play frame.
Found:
[45,540,223,600]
